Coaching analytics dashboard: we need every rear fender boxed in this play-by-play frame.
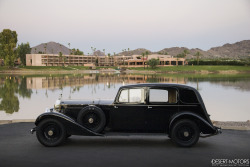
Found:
[35,112,102,136]
[169,112,216,135]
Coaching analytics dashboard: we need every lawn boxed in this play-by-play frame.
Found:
[0,66,89,71]
[0,65,250,73]
[128,65,250,72]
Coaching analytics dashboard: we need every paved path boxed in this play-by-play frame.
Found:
[0,123,249,167]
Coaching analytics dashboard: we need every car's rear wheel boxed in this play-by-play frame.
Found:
[171,119,200,147]
[77,106,106,133]
[36,119,66,147]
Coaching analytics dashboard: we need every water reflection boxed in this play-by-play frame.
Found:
[26,74,187,90]
[0,73,250,121]
[0,76,32,114]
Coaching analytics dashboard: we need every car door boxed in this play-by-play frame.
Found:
[145,88,179,132]
[110,88,147,132]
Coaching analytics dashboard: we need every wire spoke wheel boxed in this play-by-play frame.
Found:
[82,111,101,130]
[77,106,106,133]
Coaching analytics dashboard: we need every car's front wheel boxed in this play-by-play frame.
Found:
[36,118,66,147]
[171,119,200,147]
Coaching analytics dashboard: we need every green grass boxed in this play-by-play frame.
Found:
[1,65,250,72]
[128,65,250,72]
[11,66,89,71]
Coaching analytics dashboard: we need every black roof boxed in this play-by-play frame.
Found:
[120,83,196,90]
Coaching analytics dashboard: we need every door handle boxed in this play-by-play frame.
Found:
[148,106,152,109]
[114,106,118,109]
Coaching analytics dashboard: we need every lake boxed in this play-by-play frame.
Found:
[0,73,250,121]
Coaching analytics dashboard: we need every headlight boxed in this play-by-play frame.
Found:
[54,99,61,111]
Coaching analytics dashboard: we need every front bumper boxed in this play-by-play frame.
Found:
[30,107,54,134]
[45,107,54,113]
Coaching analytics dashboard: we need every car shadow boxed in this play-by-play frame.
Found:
[63,136,212,148]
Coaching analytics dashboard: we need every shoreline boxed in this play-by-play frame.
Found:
[0,69,250,75]
[1,119,250,130]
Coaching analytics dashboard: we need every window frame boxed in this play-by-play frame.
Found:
[116,87,146,104]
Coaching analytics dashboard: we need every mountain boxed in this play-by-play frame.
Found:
[31,42,70,55]
[30,40,250,59]
[207,40,250,59]
[156,40,250,59]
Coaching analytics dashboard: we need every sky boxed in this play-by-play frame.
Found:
[0,0,250,54]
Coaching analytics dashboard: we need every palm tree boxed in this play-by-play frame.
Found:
[194,51,202,65]
[59,52,63,66]
[91,47,96,66]
[35,48,37,54]
[68,43,71,55]
[145,51,149,69]
[44,43,47,54]
[108,53,111,66]
[142,52,145,69]
[181,49,190,66]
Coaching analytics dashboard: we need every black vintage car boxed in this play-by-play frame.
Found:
[31,83,221,147]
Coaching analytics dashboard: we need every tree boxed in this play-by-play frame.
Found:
[141,52,145,69]
[0,29,18,66]
[148,58,159,69]
[183,49,190,58]
[194,51,202,65]
[17,42,31,65]
[71,48,84,55]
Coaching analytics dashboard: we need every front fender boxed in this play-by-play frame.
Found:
[169,112,217,134]
[35,112,102,136]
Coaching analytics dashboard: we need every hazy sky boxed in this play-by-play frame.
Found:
[0,0,249,54]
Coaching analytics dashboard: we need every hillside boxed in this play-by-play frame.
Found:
[30,40,250,59]
[31,42,70,55]
[207,40,250,59]
[156,40,250,59]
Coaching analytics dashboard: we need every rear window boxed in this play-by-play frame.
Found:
[180,89,198,103]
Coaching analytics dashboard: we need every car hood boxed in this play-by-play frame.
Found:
[60,99,114,106]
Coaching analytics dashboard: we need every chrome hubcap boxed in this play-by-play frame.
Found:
[88,118,94,124]
[184,131,189,137]
[48,130,54,136]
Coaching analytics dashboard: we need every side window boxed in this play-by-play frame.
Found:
[118,89,128,102]
[149,88,177,103]
[180,89,198,103]
[118,88,145,103]
[129,89,144,103]
[149,89,168,102]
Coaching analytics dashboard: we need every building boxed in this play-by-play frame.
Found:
[26,54,186,67]
[26,54,132,67]
[126,54,185,67]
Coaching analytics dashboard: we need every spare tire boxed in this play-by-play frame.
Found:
[77,106,106,133]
